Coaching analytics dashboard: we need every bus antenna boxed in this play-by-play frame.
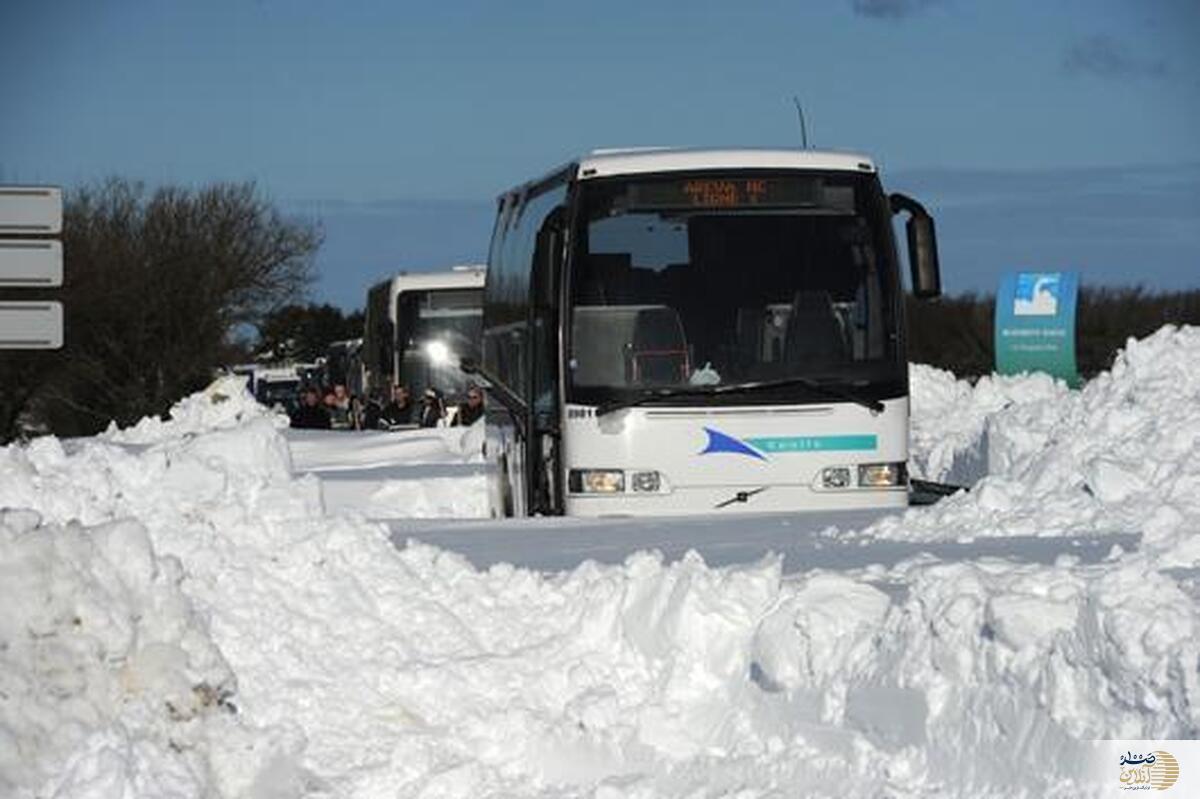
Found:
[792,96,810,149]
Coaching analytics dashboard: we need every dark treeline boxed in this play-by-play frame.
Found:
[0,179,320,442]
[256,304,364,363]
[906,287,1200,378]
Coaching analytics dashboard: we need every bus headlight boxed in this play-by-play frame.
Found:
[569,469,625,494]
[631,470,661,493]
[858,462,907,488]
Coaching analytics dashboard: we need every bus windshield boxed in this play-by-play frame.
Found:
[567,171,904,406]
[396,287,483,396]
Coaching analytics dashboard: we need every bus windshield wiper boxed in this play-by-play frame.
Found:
[595,386,719,417]
[709,376,885,414]
[595,377,884,417]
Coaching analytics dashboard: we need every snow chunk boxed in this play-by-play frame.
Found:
[104,374,286,445]
[908,363,1067,483]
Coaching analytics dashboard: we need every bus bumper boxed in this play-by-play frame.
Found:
[564,483,909,517]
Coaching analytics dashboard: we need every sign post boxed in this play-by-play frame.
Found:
[994,271,1080,385]
[0,186,63,349]
[0,301,63,349]
[0,240,62,287]
[0,187,62,234]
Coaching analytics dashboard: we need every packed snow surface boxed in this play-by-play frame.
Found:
[286,425,486,518]
[2,328,1199,797]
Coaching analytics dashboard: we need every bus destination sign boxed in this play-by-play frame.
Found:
[628,177,822,209]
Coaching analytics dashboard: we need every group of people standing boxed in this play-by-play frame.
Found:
[290,382,484,431]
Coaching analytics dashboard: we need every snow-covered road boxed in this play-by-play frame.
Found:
[385,512,1136,573]
[285,426,488,519]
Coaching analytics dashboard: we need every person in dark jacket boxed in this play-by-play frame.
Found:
[418,388,445,428]
[452,384,484,427]
[378,385,414,429]
[362,393,384,431]
[291,387,332,430]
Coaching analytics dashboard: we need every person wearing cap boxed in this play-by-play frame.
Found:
[418,387,445,428]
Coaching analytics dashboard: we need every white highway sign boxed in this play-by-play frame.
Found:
[0,239,63,287]
[0,186,63,234]
[0,301,63,349]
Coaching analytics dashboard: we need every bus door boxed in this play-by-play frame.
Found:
[528,206,567,514]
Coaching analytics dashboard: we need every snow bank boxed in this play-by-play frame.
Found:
[103,374,288,445]
[895,326,1200,564]
[908,363,1067,484]
[1,326,1198,796]
[0,510,305,799]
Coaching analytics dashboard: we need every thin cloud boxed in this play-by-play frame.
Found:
[1063,35,1167,79]
[850,0,939,20]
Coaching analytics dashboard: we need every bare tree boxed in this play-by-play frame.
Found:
[0,178,320,440]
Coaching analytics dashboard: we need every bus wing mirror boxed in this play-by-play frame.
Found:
[890,192,941,299]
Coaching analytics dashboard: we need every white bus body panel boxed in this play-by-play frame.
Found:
[561,398,908,516]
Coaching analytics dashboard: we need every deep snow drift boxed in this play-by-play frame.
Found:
[2,326,1199,797]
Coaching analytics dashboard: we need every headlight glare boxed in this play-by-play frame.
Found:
[858,462,907,488]
[424,339,452,366]
[569,469,625,494]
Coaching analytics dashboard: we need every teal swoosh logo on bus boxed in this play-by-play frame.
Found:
[700,428,877,460]
[700,427,767,460]
[746,434,877,453]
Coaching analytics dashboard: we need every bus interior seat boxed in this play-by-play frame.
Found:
[784,290,847,368]
[630,306,689,384]
[735,308,762,366]
[572,305,688,387]
[577,253,632,304]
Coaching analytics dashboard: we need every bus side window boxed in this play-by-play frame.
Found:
[483,193,528,399]
[532,205,566,421]
[482,184,567,404]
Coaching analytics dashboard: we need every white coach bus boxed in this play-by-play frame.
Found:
[466,149,941,517]
[362,266,486,401]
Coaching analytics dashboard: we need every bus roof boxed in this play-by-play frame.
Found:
[577,148,877,179]
[496,148,879,201]
[373,266,486,296]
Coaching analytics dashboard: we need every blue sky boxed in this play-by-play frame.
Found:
[3,0,1197,308]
